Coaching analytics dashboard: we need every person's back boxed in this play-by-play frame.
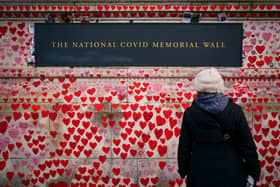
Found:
[177,68,260,187]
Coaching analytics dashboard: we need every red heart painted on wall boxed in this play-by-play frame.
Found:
[0,121,8,134]
[157,145,167,157]
[0,26,8,35]
[158,161,166,170]
[256,45,265,54]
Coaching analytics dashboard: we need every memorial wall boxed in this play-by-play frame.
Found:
[0,1,280,186]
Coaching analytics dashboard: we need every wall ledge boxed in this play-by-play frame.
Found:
[0,68,279,79]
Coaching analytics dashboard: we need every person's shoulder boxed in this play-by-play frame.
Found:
[182,103,194,118]
[226,98,243,112]
[183,107,191,116]
[183,101,196,114]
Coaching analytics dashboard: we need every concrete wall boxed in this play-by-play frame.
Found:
[0,3,280,186]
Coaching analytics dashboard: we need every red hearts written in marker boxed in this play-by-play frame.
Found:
[0,121,8,134]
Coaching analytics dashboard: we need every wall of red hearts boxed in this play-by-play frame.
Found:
[0,19,280,187]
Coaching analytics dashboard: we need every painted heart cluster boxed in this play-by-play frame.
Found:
[71,165,138,187]
[243,22,280,68]
[253,112,280,186]
[1,4,280,12]
[0,20,280,186]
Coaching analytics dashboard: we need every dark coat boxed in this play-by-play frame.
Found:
[178,99,261,187]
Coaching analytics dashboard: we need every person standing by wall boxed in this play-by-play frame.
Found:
[177,68,261,187]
